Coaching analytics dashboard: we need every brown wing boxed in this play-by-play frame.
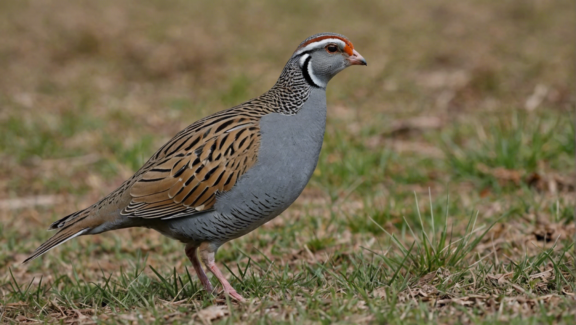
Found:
[121,114,261,220]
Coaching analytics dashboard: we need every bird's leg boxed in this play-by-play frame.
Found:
[198,242,246,302]
[185,244,213,293]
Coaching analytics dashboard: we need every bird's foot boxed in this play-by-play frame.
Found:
[221,283,246,302]
[200,277,214,293]
[199,242,247,303]
[185,244,214,293]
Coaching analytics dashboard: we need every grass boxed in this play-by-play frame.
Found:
[0,0,574,324]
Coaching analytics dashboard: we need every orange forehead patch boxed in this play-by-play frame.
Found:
[300,35,354,56]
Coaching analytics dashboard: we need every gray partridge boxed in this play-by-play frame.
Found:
[25,33,367,302]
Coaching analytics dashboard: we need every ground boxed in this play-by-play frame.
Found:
[0,0,574,324]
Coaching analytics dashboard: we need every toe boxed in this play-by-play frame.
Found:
[228,290,246,303]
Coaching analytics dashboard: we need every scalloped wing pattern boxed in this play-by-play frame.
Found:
[122,111,261,220]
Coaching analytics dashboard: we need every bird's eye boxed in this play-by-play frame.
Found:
[326,44,339,53]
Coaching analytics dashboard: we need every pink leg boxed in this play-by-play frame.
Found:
[198,242,246,302]
[185,244,213,293]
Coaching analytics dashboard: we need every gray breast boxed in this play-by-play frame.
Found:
[156,88,327,245]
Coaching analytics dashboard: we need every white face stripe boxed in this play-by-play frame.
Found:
[299,53,310,67]
[295,38,347,55]
[307,60,326,88]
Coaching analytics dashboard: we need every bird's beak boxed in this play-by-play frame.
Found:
[348,49,367,66]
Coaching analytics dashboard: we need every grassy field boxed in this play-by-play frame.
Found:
[0,0,574,324]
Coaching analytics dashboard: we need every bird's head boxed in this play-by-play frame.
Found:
[292,33,367,89]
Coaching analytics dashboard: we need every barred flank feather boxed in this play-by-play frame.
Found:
[23,224,89,263]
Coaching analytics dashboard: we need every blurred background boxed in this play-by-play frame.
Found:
[0,0,574,322]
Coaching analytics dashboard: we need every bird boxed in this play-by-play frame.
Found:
[24,32,367,302]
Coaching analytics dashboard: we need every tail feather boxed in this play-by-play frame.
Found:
[23,225,90,264]
[49,207,91,230]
